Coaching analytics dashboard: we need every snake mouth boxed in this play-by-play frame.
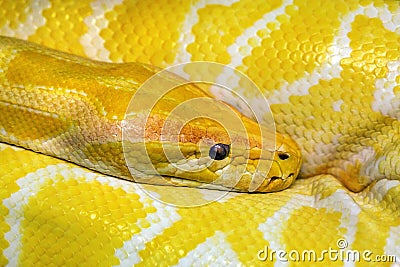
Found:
[155,175,246,192]
[264,172,295,189]
[156,173,297,192]
[286,173,295,180]
[269,172,294,182]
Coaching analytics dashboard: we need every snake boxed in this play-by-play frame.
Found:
[0,0,399,266]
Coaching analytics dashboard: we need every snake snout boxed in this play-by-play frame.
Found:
[253,135,302,192]
[276,137,302,182]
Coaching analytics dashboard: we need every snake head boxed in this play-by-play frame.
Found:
[190,114,303,193]
[119,64,302,192]
[123,90,302,193]
[111,62,301,192]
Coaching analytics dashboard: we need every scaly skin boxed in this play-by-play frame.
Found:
[0,0,399,266]
[0,35,301,192]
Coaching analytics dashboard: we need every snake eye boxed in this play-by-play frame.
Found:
[209,143,230,160]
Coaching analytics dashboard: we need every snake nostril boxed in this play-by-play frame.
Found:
[278,153,290,160]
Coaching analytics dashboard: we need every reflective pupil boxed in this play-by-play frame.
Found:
[209,143,230,160]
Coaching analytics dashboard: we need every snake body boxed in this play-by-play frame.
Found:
[0,0,400,266]
[0,35,301,192]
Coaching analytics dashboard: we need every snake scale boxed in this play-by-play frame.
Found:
[0,0,400,266]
